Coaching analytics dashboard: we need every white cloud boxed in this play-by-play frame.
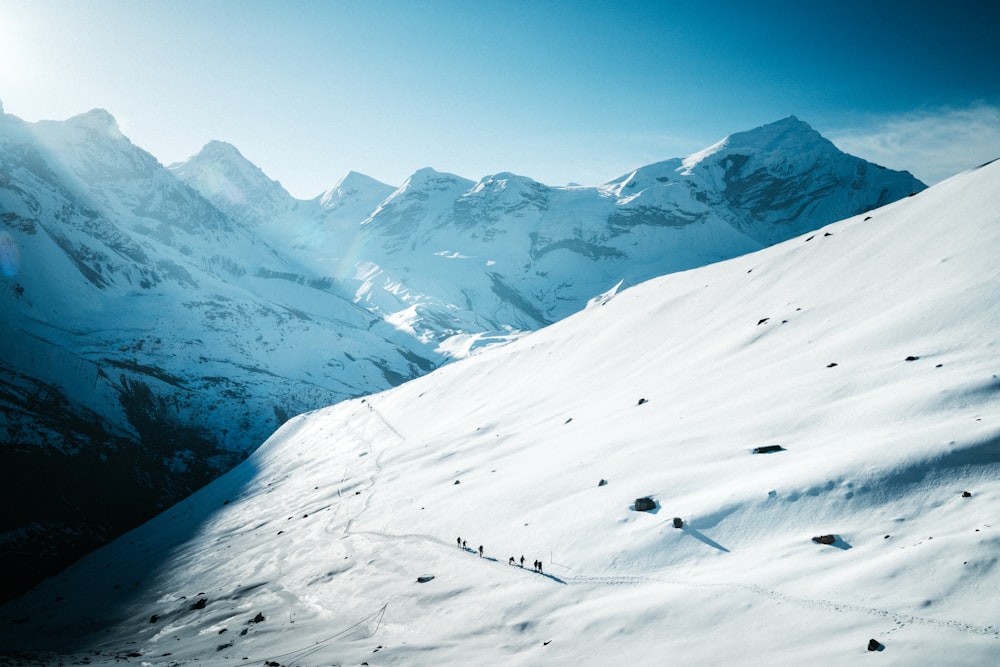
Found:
[826,104,1000,185]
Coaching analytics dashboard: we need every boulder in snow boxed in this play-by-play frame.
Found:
[634,497,656,511]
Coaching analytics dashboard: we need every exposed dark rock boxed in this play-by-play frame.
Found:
[962,491,973,498]
[672,517,684,528]
[753,445,785,454]
[812,535,836,545]
[416,575,435,583]
[634,497,656,511]
[251,612,265,623]
[190,598,207,610]
[598,479,608,487]
[868,638,885,651]
[637,398,648,405]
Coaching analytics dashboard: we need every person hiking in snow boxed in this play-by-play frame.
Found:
[463,539,467,550]
[457,537,462,548]
[520,555,525,568]
[509,556,516,565]
[478,545,484,557]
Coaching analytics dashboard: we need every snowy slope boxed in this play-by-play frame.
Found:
[2,159,996,665]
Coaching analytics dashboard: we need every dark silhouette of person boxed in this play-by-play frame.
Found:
[509,556,515,565]
[457,537,462,548]
[463,540,467,550]
[478,545,484,557]
[519,555,525,567]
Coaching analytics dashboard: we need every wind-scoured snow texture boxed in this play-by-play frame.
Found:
[2,160,996,665]
[183,117,922,354]
[0,108,439,600]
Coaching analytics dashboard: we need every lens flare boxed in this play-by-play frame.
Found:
[0,231,21,277]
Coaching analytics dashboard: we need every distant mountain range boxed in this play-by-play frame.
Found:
[0,102,924,600]
[172,115,923,353]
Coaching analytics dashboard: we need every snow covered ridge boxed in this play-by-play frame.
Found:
[173,115,924,351]
[1,158,997,665]
[0,105,922,605]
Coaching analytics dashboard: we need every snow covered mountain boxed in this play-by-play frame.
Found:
[0,107,439,600]
[177,117,924,355]
[1,107,923,603]
[1,158,996,666]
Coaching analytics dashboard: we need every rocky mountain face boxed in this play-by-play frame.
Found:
[0,109,438,601]
[0,108,923,600]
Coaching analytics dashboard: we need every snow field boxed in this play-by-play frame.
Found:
[1,162,998,664]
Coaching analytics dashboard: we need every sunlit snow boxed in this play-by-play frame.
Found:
[1,160,997,665]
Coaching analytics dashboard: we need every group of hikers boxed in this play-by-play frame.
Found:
[457,537,543,573]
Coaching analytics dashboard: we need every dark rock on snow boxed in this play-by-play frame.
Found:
[635,497,656,511]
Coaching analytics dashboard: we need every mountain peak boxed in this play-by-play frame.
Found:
[197,140,246,160]
[333,170,391,190]
[399,167,475,192]
[681,116,836,173]
[725,115,828,151]
[66,108,123,137]
[174,139,274,186]
[318,171,394,211]
[170,140,293,222]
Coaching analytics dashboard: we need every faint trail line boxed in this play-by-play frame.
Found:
[259,602,388,667]
[368,402,404,441]
[739,582,1000,638]
[340,404,404,537]
[564,573,1000,637]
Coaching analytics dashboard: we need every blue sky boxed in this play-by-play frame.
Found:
[1,0,998,198]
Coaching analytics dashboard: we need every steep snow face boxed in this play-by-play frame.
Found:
[317,170,395,217]
[169,140,297,229]
[3,161,997,666]
[360,168,477,249]
[0,110,442,601]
